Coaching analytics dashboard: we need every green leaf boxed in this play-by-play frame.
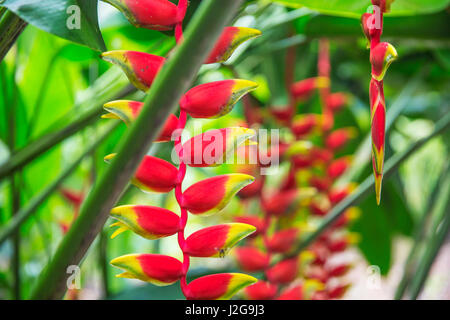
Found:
[273,0,450,18]
[1,0,106,51]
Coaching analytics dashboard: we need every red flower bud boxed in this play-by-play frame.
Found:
[182,174,255,215]
[265,258,299,284]
[245,281,278,300]
[103,0,181,30]
[290,77,329,101]
[110,205,180,239]
[269,106,294,124]
[263,190,301,216]
[235,246,270,272]
[291,114,318,138]
[325,127,357,150]
[309,176,332,192]
[326,92,348,113]
[266,228,299,254]
[105,154,178,193]
[185,273,257,300]
[101,51,165,91]
[180,80,257,119]
[370,42,398,81]
[327,156,352,179]
[328,184,356,205]
[110,254,183,286]
[184,223,255,258]
[206,27,262,64]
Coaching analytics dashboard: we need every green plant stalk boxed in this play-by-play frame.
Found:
[0,10,27,62]
[408,176,450,300]
[0,122,119,246]
[284,112,450,259]
[30,0,244,300]
[394,163,449,300]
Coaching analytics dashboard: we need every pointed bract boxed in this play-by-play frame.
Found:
[235,246,270,272]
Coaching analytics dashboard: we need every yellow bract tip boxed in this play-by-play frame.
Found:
[104,153,117,163]
[101,113,120,120]
[374,173,383,205]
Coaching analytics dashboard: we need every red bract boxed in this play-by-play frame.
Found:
[325,127,357,150]
[110,205,180,239]
[291,114,318,138]
[233,216,267,237]
[245,281,278,300]
[104,0,181,30]
[309,176,332,192]
[235,246,270,272]
[290,77,329,101]
[277,284,303,300]
[206,27,261,64]
[327,264,351,278]
[266,228,299,254]
[263,190,300,216]
[110,254,183,286]
[265,258,299,284]
[326,93,348,113]
[101,51,165,91]
[180,80,257,119]
[370,42,398,81]
[184,223,255,257]
[185,273,257,300]
[327,284,350,299]
[327,156,352,179]
[181,174,254,215]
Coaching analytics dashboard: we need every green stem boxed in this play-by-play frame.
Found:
[0,122,119,246]
[283,112,450,259]
[394,163,449,300]
[408,175,450,300]
[30,0,244,300]
[0,10,27,62]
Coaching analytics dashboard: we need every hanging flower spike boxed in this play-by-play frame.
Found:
[206,27,262,64]
[245,281,278,300]
[101,51,165,91]
[180,127,256,167]
[325,127,357,150]
[109,205,180,239]
[181,174,254,215]
[265,257,299,284]
[327,156,352,179]
[104,154,178,193]
[103,0,181,30]
[371,42,398,81]
[184,223,256,258]
[266,228,299,254]
[180,80,258,119]
[290,77,329,101]
[110,254,183,286]
[185,273,257,300]
[235,246,270,272]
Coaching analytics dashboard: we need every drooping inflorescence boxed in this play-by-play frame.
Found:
[361,0,398,204]
[101,0,263,300]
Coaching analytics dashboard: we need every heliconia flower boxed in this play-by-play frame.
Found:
[245,281,278,300]
[262,190,301,216]
[109,205,180,239]
[276,284,303,300]
[184,223,255,258]
[370,42,398,81]
[105,154,178,193]
[291,114,319,138]
[102,100,179,142]
[327,156,352,179]
[60,188,84,207]
[325,127,357,150]
[185,273,257,300]
[205,27,262,64]
[234,246,270,272]
[101,50,165,91]
[233,216,267,237]
[328,184,357,205]
[310,196,331,217]
[238,176,264,199]
[179,127,256,167]
[266,228,299,254]
[179,80,258,119]
[310,147,334,164]
[327,263,352,278]
[361,13,381,45]
[310,243,331,266]
[326,93,348,113]
[291,154,312,169]
[370,78,386,204]
[327,284,351,299]
[265,257,299,284]
[309,176,332,192]
[110,254,183,286]
[103,0,181,30]
[290,77,329,101]
[181,174,255,215]
[270,106,295,124]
